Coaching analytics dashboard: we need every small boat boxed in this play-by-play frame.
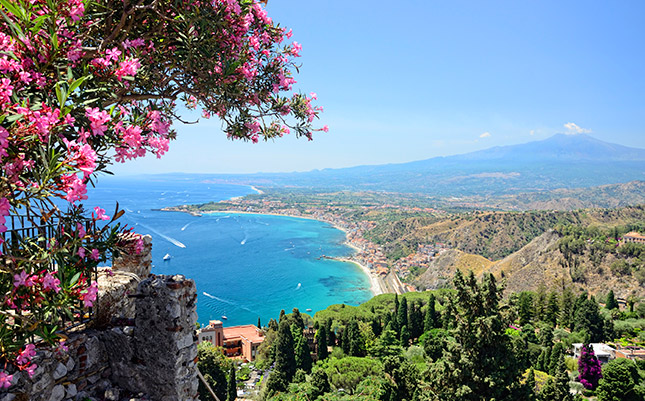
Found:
[306,308,312,312]
[163,254,171,261]
[221,315,228,320]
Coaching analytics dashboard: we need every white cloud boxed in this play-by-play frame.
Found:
[479,132,491,138]
[564,122,591,135]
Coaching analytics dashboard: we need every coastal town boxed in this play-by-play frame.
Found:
[163,192,452,296]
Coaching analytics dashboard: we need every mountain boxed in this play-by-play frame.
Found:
[187,134,645,196]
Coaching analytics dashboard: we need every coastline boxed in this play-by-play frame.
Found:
[176,209,387,297]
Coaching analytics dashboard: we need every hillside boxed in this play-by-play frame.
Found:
[412,206,645,298]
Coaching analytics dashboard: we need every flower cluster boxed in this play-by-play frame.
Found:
[577,343,602,389]
[0,0,322,384]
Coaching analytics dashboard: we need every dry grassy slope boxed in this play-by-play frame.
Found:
[413,230,644,299]
[412,249,494,290]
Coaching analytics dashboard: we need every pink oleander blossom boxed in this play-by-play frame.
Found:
[16,344,35,365]
[43,272,61,293]
[13,271,34,288]
[81,282,98,307]
[0,371,13,389]
[114,57,141,81]
[93,206,110,221]
[90,248,100,261]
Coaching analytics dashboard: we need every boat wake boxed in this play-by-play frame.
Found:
[139,223,186,248]
[181,222,192,231]
[202,292,254,314]
[296,283,302,290]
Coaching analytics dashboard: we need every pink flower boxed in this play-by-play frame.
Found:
[55,340,68,355]
[16,344,35,365]
[322,125,329,133]
[76,222,86,238]
[93,206,110,221]
[77,247,85,258]
[309,92,318,100]
[0,371,13,389]
[24,363,37,378]
[114,57,141,81]
[43,272,61,293]
[81,282,98,307]
[135,238,144,255]
[90,248,100,261]
[13,271,34,288]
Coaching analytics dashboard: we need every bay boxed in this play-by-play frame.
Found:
[86,175,372,326]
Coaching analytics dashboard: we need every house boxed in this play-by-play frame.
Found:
[614,345,645,360]
[197,320,264,362]
[572,343,615,364]
[622,232,645,245]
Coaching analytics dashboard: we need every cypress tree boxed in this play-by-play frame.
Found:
[274,320,296,381]
[559,287,574,329]
[316,325,329,360]
[393,294,400,331]
[310,369,331,399]
[424,293,437,332]
[295,334,312,372]
[227,365,237,401]
[268,318,278,332]
[257,316,261,329]
[341,327,350,354]
[397,298,409,333]
[348,320,366,357]
[441,298,455,330]
[409,300,424,339]
[279,309,286,324]
[292,308,304,330]
[605,290,618,310]
[400,325,410,346]
[539,378,557,401]
[326,318,336,345]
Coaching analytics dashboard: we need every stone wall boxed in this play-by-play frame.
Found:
[1,236,200,401]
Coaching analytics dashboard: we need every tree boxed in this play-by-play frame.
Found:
[295,334,312,373]
[560,287,575,329]
[274,320,297,382]
[554,354,573,401]
[426,272,523,400]
[227,365,237,401]
[518,292,534,326]
[596,358,642,401]
[292,308,305,330]
[348,320,366,357]
[197,342,230,401]
[577,343,602,390]
[397,298,409,334]
[574,296,606,342]
[526,369,537,401]
[399,325,410,347]
[279,309,287,324]
[0,0,323,373]
[310,369,331,399]
[257,316,262,330]
[424,293,437,332]
[605,290,619,310]
[316,325,328,361]
[545,292,560,327]
[408,300,424,339]
[534,284,548,322]
[369,324,403,359]
[326,318,336,345]
[549,342,565,375]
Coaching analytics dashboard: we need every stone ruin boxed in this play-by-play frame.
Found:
[0,235,200,401]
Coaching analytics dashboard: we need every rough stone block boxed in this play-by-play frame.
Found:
[48,384,64,401]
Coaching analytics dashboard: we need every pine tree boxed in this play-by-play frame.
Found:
[554,353,572,401]
[518,292,534,326]
[549,342,565,375]
[427,272,523,400]
[274,320,297,381]
[316,325,328,360]
[545,292,560,327]
[526,369,537,401]
[424,293,437,332]
[295,334,312,372]
[574,296,605,342]
[227,365,237,401]
[534,284,547,322]
[559,287,575,329]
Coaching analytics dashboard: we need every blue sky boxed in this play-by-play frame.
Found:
[112,0,645,175]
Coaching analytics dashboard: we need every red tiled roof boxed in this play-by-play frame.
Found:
[222,325,264,344]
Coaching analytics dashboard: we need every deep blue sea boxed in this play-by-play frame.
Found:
[86,175,371,327]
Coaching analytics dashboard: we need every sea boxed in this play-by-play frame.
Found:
[85,175,372,327]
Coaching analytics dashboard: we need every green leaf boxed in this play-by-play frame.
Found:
[69,272,81,286]
[0,0,21,18]
[68,76,89,93]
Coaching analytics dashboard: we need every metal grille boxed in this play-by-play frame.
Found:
[1,213,99,333]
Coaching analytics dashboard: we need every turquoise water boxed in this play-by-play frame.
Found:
[86,175,372,326]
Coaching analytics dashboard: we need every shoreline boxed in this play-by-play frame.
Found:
[168,208,387,297]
